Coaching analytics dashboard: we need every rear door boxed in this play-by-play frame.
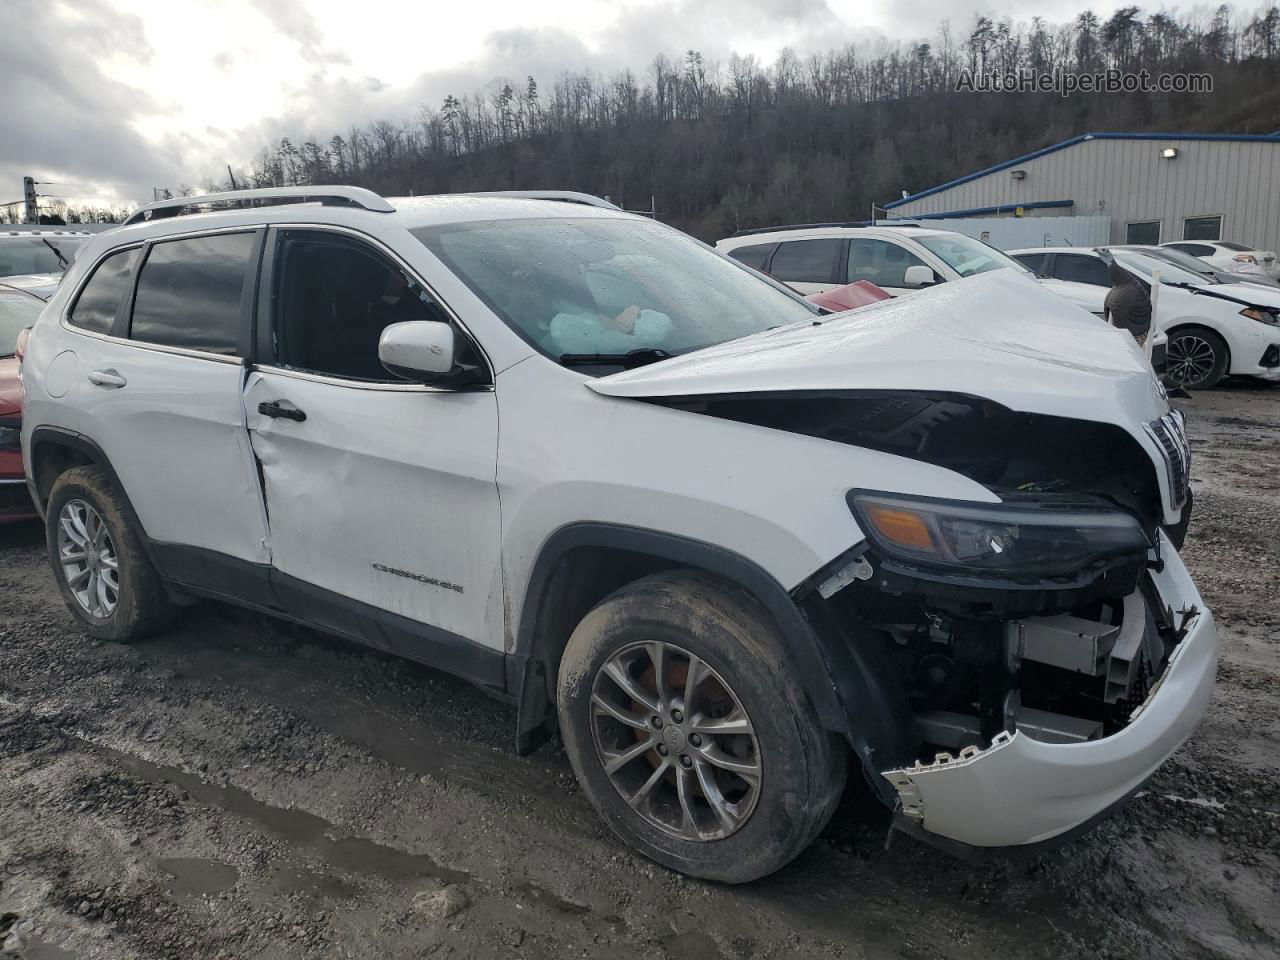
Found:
[65,229,271,586]
[243,227,504,658]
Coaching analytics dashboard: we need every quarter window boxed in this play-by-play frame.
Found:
[272,230,456,381]
[847,238,932,287]
[1183,216,1222,241]
[1053,254,1111,287]
[69,247,141,334]
[1125,221,1161,245]
[725,243,775,272]
[768,239,842,284]
[129,233,256,355]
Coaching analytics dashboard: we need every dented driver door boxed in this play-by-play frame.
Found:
[243,369,505,653]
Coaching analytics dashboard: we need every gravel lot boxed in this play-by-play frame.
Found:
[1,381,1278,960]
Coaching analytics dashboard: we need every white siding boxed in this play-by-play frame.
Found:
[889,138,1280,252]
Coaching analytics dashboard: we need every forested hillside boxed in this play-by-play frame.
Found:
[90,6,1280,238]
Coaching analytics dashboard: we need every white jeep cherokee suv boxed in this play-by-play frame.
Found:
[21,187,1216,882]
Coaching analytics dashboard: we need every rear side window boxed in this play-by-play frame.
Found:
[69,247,141,334]
[1054,254,1110,286]
[768,239,841,284]
[129,233,256,355]
[726,243,775,271]
[1167,242,1215,257]
[1012,253,1048,275]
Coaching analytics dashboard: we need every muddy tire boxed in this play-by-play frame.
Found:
[1167,327,1229,390]
[557,570,846,883]
[45,465,175,642]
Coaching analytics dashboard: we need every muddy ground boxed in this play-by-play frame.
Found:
[1,382,1278,960]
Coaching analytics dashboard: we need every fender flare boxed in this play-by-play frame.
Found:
[510,523,911,796]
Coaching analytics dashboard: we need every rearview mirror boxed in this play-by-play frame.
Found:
[903,265,937,288]
[378,320,457,382]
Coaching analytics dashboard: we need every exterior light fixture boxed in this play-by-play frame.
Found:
[1161,148,1179,159]
[1010,169,1026,179]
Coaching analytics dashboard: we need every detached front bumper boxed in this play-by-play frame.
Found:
[882,535,1217,850]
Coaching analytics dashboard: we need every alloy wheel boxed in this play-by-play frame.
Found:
[589,640,762,841]
[1167,334,1216,387]
[57,499,120,619]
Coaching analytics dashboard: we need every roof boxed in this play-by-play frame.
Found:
[885,131,1280,210]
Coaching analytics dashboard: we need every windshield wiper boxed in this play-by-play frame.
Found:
[558,347,672,369]
[39,237,69,270]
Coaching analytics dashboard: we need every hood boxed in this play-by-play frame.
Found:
[0,357,20,418]
[590,270,1166,426]
[1193,280,1280,310]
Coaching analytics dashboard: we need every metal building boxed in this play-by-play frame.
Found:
[883,132,1280,251]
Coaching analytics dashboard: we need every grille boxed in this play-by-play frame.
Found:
[1145,410,1190,509]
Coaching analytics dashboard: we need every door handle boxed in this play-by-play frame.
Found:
[257,400,307,422]
[87,369,127,388]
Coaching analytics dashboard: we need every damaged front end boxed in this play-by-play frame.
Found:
[793,406,1215,853]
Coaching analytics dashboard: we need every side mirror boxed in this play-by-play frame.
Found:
[378,321,461,384]
[903,265,938,288]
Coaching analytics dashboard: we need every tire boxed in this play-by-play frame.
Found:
[1166,327,1229,390]
[45,465,176,642]
[557,570,846,883]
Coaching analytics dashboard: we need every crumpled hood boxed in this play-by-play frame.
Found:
[589,270,1167,427]
[0,358,20,418]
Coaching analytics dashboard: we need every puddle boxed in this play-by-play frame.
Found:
[663,931,723,960]
[157,857,239,898]
[100,744,469,888]
[264,865,356,900]
[513,881,591,916]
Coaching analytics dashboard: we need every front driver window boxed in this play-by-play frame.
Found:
[272,231,456,381]
[846,238,931,287]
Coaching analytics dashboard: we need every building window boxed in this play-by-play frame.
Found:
[1183,216,1222,241]
[1125,220,1161,245]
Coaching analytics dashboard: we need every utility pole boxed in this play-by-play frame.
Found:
[23,177,38,223]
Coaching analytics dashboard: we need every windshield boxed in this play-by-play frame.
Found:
[413,218,816,366]
[0,237,87,278]
[1111,250,1207,286]
[1133,246,1221,280]
[0,289,44,356]
[913,233,1030,279]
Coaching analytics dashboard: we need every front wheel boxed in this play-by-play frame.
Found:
[1167,327,1229,389]
[557,571,846,883]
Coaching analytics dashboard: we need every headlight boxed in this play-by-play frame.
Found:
[848,491,1150,578]
[1240,307,1279,325]
[0,426,20,448]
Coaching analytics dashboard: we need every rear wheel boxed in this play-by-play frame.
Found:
[1167,327,1229,389]
[557,571,846,883]
[46,466,175,642]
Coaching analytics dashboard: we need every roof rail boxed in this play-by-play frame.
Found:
[122,186,394,226]
[463,190,619,209]
[730,220,881,238]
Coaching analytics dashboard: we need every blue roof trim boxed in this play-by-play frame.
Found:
[886,199,1074,220]
[884,131,1280,209]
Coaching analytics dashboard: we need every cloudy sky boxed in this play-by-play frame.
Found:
[5,0,1130,212]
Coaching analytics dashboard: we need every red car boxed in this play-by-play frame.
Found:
[804,279,892,312]
[1,278,53,523]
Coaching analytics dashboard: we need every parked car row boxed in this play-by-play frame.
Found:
[0,276,52,522]
[15,186,1213,882]
[1161,239,1280,280]
[1010,245,1280,389]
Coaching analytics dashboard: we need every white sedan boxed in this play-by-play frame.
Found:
[1161,240,1280,280]
[1010,246,1280,389]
